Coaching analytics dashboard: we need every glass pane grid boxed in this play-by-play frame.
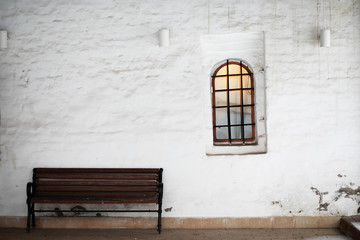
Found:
[212,60,255,144]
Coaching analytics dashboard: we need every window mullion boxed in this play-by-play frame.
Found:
[226,60,232,143]
[240,62,245,143]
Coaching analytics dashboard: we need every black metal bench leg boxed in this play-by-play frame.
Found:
[157,170,163,234]
[157,211,162,234]
[157,203,162,234]
[26,202,31,232]
[31,204,36,228]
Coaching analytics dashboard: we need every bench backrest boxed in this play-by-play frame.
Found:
[31,168,163,204]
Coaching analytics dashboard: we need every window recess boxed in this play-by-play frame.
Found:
[212,60,256,145]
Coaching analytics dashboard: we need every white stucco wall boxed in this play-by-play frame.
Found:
[0,0,359,218]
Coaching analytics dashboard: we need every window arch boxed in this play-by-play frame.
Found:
[211,59,256,145]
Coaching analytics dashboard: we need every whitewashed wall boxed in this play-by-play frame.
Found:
[0,0,359,218]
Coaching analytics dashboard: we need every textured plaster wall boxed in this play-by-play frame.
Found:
[0,0,359,218]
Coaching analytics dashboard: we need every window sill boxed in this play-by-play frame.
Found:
[206,135,267,156]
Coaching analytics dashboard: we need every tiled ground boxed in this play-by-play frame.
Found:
[0,228,350,240]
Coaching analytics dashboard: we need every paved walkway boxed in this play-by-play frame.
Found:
[0,228,350,240]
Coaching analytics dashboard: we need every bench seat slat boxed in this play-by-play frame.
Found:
[35,168,160,174]
[34,192,158,198]
[31,196,158,204]
[35,180,158,186]
[36,173,158,180]
[36,186,158,192]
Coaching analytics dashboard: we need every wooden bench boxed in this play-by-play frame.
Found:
[26,168,163,233]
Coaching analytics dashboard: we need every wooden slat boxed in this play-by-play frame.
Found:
[34,192,158,198]
[35,180,158,186]
[31,196,158,204]
[35,173,158,180]
[35,168,160,174]
[36,186,158,192]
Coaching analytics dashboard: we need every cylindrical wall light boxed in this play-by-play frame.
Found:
[0,30,8,49]
[320,29,330,47]
[159,28,169,47]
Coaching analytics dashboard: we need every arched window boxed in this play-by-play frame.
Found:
[212,59,256,145]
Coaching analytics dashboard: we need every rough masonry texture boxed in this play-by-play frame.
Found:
[0,0,359,219]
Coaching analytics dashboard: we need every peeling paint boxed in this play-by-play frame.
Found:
[271,201,283,208]
[165,207,173,212]
[272,200,304,215]
[337,187,360,198]
[311,187,329,211]
[318,202,330,211]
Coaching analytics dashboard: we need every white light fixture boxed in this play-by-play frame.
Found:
[0,30,7,49]
[320,29,330,48]
[319,0,331,48]
[159,28,169,47]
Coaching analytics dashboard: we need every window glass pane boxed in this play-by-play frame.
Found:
[215,108,227,125]
[229,107,241,125]
[229,91,241,106]
[242,75,252,89]
[231,126,242,139]
[214,76,227,90]
[244,125,254,139]
[229,76,240,89]
[215,92,227,107]
[215,66,227,76]
[229,64,240,75]
[241,66,248,74]
[216,127,228,139]
[243,90,253,105]
[243,111,253,124]
[229,108,253,125]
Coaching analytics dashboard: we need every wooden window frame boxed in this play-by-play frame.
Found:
[212,60,256,145]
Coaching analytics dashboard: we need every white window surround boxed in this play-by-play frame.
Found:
[201,32,267,155]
